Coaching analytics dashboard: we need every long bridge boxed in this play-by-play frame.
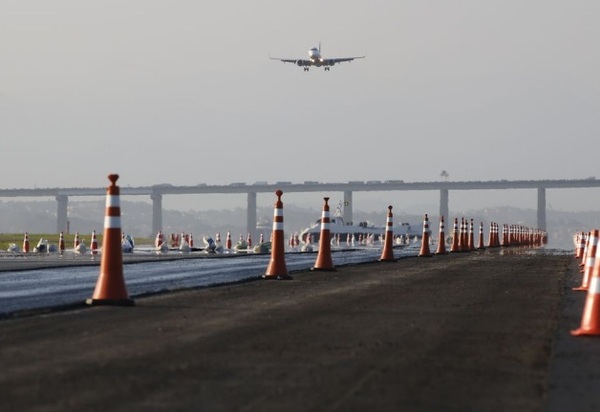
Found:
[1,178,598,237]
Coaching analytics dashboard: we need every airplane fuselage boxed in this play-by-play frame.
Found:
[308,47,324,66]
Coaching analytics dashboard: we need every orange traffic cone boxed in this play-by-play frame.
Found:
[419,214,432,257]
[155,230,163,248]
[575,232,586,259]
[90,230,99,255]
[86,174,134,306]
[226,231,232,250]
[487,222,496,248]
[579,232,591,269]
[572,241,600,336]
[450,218,460,253]
[435,215,447,255]
[459,218,468,252]
[23,232,30,253]
[574,230,599,291]
[59,231,65,255]
[379,205,396,262]
[312,197,336,270]
[468,219,475,251]
[73,232,80,250]
[477,222,485,250]
[264,190,291,280]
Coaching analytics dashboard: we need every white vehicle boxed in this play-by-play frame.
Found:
[270,42,365,72]
[298,203,421,246]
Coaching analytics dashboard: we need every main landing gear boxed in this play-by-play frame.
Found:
[324,67,331,71]
[303,67,310,72]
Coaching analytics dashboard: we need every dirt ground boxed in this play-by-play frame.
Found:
[0,248,595,411]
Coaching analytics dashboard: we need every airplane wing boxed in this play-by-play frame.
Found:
[327,56,365,64]
[269,56,311,66]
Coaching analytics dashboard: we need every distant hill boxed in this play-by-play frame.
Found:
[0,200,590,250]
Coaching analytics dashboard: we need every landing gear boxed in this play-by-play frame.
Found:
[303,67,310,72]
[324,67,330,71]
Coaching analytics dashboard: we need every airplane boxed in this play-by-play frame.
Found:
[270,42,365,71]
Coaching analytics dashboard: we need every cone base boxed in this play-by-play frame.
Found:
[419,254,432,257]
[311,267,337,272]
[571,328,600,337]
[378,258,397,262]
[86,298,135,307]
[572,286,588,291]
[262,274,293,280]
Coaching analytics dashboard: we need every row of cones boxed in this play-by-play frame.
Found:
[155,230,265,253]
[571,230,600,336]
[418,215,547,258]
[81,180,551,308]
[19,231,99,255]
[264,192,549,279]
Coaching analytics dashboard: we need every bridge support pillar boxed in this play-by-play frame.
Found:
[343,191,353,224]
[247,192,257,241]
[439,189,449,223]
[537,188,547,230]
[151,192,163,237]
[56,195,68,233]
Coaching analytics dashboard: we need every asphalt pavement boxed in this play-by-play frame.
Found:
[0,248,597,411]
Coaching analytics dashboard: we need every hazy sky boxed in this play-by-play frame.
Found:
[2,1,599,213]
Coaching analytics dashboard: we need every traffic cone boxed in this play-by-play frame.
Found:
[477,222,485,250]
[379,205,396,262]
[312,197,336,271]
[487,222,496,248]
[579,232,591,269]
[264,190,291,279]
[155,230,163,248]
[189,233,194,248]
[59,231,65,255]
[468,219,475,251]
[86,174,134,306]
[74,232,80,250]
[575,232,586,259]
[419,214,432,257]
[435,215,447,255]
[23,232,30,253]
[574,230,599,291]
[90,230,99,255]
[572,240,600,336]
[460,218,468,252]
[226,231,232,250]
[450,218,460,253]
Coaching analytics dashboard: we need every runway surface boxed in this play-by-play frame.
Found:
[0,248,597,411]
